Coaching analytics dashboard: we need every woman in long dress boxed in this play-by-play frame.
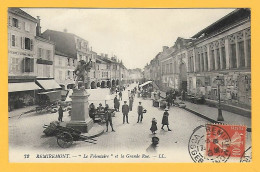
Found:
[161,108,171,131]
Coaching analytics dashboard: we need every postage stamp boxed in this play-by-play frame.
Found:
[189,124,247,163]
[206,124,246,158]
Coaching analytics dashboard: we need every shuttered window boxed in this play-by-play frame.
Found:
[24,58,34,72]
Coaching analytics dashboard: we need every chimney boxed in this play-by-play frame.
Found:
[63,29,68,33]
[36,16,41,36]
[105,54,108,58]
[101,53,104,57]
[162,46,169,51]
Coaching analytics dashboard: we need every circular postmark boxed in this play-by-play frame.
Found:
[240,146,252,163]
[188,124,232,163]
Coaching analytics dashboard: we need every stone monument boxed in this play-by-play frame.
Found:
[66,60,93,133]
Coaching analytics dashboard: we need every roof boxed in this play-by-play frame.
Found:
[192,8,251,39]
[55,50,74,58]
[8,8,38,23]
[42,30,77,59]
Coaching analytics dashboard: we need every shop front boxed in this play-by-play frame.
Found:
[8,82,41,111]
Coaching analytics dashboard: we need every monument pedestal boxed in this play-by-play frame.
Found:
[66,88,93,133]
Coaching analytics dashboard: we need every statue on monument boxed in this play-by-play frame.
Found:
[73,59,92,89]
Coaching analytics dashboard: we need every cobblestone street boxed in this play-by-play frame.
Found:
[8,84,252,162]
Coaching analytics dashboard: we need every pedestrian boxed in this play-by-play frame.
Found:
[161,108,171,131]
[181,90,186,101]
[114,96,119,111]
[128,90,131,98]
[58,105,63,122]
[129,96,133,111]
[150,118,157,134]
[146,136,159,154]
[119,91,122,101]
[122,101,129,124]
[137,102,144,123]
[89,103,96,121]
[104,104,115,132]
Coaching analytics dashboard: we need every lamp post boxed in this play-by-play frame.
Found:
[216,76,224,121]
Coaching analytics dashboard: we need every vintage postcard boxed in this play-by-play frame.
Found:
[0,0,259,171]
[6,7,252,163]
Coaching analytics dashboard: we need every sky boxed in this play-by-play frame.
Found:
[22,8,235,69]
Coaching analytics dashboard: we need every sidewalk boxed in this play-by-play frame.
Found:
[183,101,251,129]
[8,105,37,118]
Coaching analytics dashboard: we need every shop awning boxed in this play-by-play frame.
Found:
[8,82,41,92]
[37,79,61,90]
[139,81,153,88]
[38,90,61,102]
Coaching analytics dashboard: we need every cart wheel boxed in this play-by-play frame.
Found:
[57,132,73,148]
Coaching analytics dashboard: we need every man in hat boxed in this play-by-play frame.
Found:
[161,108,171,131]
[104,104,115,132]
[137,102,144,123]
[122,101,130,124]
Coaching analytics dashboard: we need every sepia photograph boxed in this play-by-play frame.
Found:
[7,8,251,163]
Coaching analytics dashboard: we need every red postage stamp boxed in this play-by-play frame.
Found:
[206,124,246,158]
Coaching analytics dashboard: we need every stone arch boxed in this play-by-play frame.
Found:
[116,79,119,86]
[91,81,96,89]
[101,81,106,88]
[112,80,116,87]
[107,81,111,88]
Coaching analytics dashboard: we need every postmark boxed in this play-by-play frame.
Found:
[240,146,252,163]
[188,124,232,163]
[207,124,246,158]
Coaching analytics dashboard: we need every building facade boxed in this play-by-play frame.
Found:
[42,29,94,89]
[143,8,251,108]
[8,8,61,111]
[187,8,251,107]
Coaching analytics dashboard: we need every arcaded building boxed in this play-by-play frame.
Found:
[187,8,251,108]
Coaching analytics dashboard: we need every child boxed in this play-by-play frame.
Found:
[150,118,158,134]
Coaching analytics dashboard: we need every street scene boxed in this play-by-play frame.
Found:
[8,8,251,163]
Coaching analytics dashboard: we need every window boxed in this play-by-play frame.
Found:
[170,63,173,73]
[230,43,237,68]
[11,35,15,47]
[247,39,251,67]
[24,58,34,72]
[205,51,208,71]
[46,50,51,60]
[197,54,200,72]
[174,61,177,73]
[210,50,215,70]
[201,53,204,71]
[46,66,51,77]
[10,57,19,73]
[216,49,220,70]
[238,41,245,67]
[67,58,70,66]
[24,37,33,50]
[12,18,18,28]
[59,71,62,80]
[67,71,70,79]
[59,57,62,66]
[73,59,75,66]
[221,47,226,69]
[25,22,30,32]
[38,48,42,58]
